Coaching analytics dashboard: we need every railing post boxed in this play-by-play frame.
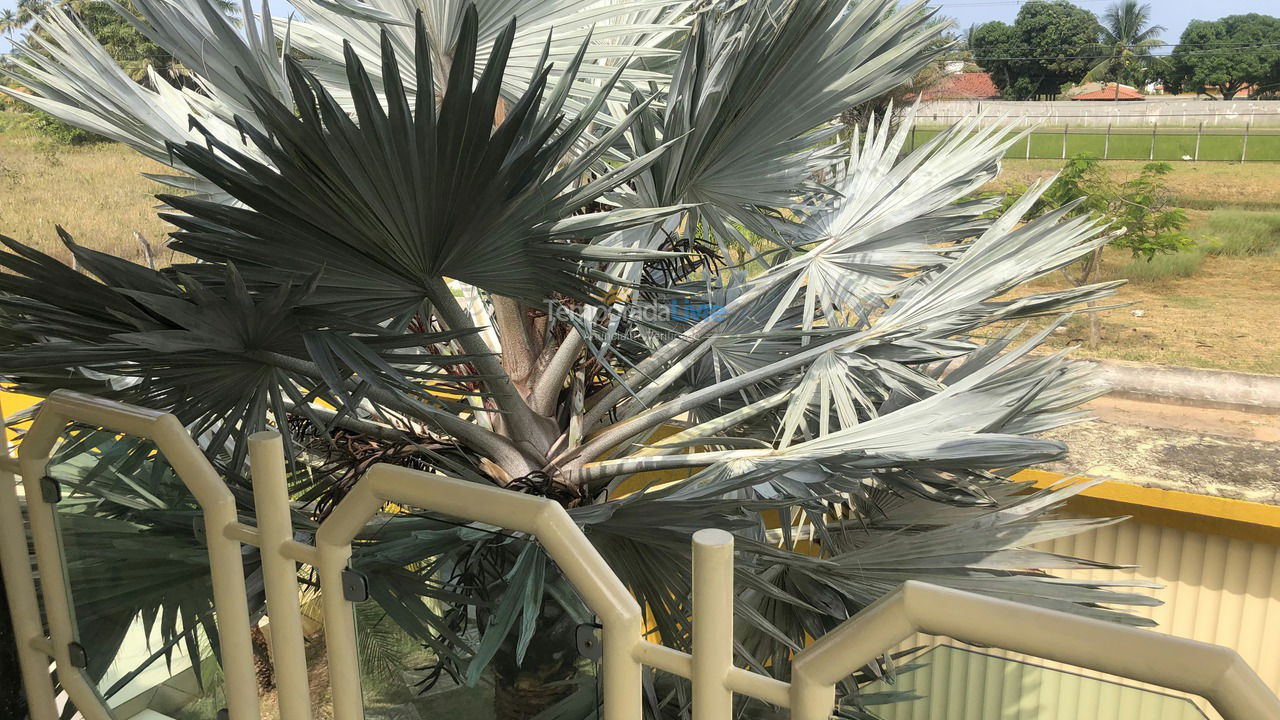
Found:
[1103,121,1111,160]
[1150,122,1157,161]
[1241,122,1250,163]
[692,529,734,720]
[249,432,312,720]
[0,431,58,720]
[1195,121,1203,161]
[1061,123,1068,159]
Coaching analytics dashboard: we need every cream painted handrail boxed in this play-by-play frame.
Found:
[2,390,1278,720]
[0,390,261,720]
[789,580,1280,720]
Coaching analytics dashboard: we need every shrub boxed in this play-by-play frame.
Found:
[1196,210,1280,256]
[21,110,107,146]
[1113,248,1205,283]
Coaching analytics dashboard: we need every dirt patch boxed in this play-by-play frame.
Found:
[1056,251,1280,374]
[998,247,1280,375]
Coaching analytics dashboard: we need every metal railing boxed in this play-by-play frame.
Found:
[2,390,1278,720]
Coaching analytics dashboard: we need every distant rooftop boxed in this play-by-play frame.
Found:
[1070,82,1146,101]
[915,72,1001,101]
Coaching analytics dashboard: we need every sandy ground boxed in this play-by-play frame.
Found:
[1041,395,1280,505]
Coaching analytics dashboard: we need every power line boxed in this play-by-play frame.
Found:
[968,40,1280,51]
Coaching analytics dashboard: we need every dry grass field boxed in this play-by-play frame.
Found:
[0,128,174,265]
[1014,248,1280,375]
[991,159,1280,211]
[987,160,1280,375]
[1,125,1277,375]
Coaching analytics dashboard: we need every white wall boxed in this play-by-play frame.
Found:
[917,100,1280,127]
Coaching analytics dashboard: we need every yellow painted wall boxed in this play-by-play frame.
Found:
[867,645,1208,720]
[0,389,41,442]
[891,483,1280,720]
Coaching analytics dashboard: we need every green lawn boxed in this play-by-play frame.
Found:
[909,126,1280,163]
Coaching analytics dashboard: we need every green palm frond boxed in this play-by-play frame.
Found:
[1084,0,1166,85]
[282,0,687,113]
[161,9,686,318]
[620,0,949,256]
[0,231,477,470]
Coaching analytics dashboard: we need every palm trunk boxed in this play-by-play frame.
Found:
[250,625,276,691]
[490,589,583,720]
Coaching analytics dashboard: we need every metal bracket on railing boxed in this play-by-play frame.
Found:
[66,642,88,669]
[575,623,603,660]
[340,569,369,603]
[39,476,60,504]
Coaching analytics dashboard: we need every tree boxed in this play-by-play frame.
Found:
[4,1,239,80]
[1031,154,1190,347]
[0,9,19,37]
[1085,0,1166,98]
[972,0,1103,99]
[970,20,1021,95]
[15,0,49,27]
[0,1,1155,718]
[1,1,240,144]
[1168,14,1280,99]
[70,2,176,80]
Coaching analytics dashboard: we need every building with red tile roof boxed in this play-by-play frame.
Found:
[915,72,1001,101]
[1070,82,1146,101]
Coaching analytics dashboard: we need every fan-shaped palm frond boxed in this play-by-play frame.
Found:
[0,231,483,469]
[0,7,265,199]
[106,0,290,117]
[161,9,686,318]
[281,0,688,114]
[618,0,949,258]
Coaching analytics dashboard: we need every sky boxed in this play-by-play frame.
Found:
[0,0,1274,55]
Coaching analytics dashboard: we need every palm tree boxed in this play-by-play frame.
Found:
[0,9,18,37]
[1086,0,1167,100]
[14,0,47,26]
[0,1,1155,717]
